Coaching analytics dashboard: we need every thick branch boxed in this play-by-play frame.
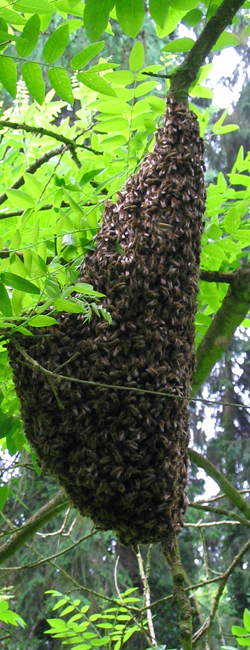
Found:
[199,270,232,283]
[0,489,69,565]
[171,0,245,101]
[162,535,193,650]
[192,263,250,396]
[188,449,250,521]
[0,120,101,155]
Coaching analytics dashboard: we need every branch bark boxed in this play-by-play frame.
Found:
[192,263,250,396]
[0,489,69,566]
[0,120,101,155]
[188,449,250,521]
[170,0,246,101]
[162,535,193,650]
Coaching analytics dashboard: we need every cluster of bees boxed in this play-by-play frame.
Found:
[8,95,205,547]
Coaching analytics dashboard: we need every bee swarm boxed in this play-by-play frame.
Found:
[8,96,205,547]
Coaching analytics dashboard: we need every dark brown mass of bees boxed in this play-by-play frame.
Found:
[8,95,205,547]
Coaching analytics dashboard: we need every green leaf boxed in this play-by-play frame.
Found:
[190,84,213,99]
[0,8,25,25]
[182,8,203,26]
[16,14,40,57]
[79,168,104,186]
[104,70,134,86]
[208,224,222,240]
[228,173,250,187]
[116,0,145,38]
[43,23,69,63]
[53,298,87,313]
[75,283,105,297]
[213,109,228,133]
[0,484,8,511]
[48,68,74,105]
[28,315,58,327]
[212,31,241,52]
[68,646,91,650]
[93,117,128,132]
[129,41,144,72]
[149,0,169,28]
[170,0,199,8]
[60,605,75,616]
[22,62,45,105]
[77,72,116,97]
[0,30,18,44]
[7,189,35,208]
[161,37,195,52]
[14,0,52,12]
[70,42,104,71]
[24,172,43,197]
[196,63,213,83]
[91,637,110,646]
[232,624,250,645]
[0,18,7,32]
[52,598,69,610]
[244,609,250,632]
[217,124,239,135]
[1,273,41,295]
[84,0,116,42]
[223,207,241,234]
[0,282,13,316]
[0,56,17,98]
[62,188,84,213]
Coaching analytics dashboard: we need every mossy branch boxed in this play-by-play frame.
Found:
[188,448,250,521]
[170,0,246,101]
[0,489,69,566]
[162,535,193,650]
[192,263,250,396]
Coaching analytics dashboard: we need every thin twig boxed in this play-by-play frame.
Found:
[137,546,157,646]
[193,535,250,645]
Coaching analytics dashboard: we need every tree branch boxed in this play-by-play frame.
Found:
[170,0,246,101]
[192,263,250,396]
[200,270,233,283]
[162,535,193,650]
[0,145,69,207]
[0,201,72,220]
[0,489,69,566]
[188,449,250,521]
[190,502,250,530]
[193,535,250,645]
[0,119,101,155]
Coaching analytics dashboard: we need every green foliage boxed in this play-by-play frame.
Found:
[231,608,250,646]
[0,589,26,628]
[45,588,147,650]
[0,0,246,104]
